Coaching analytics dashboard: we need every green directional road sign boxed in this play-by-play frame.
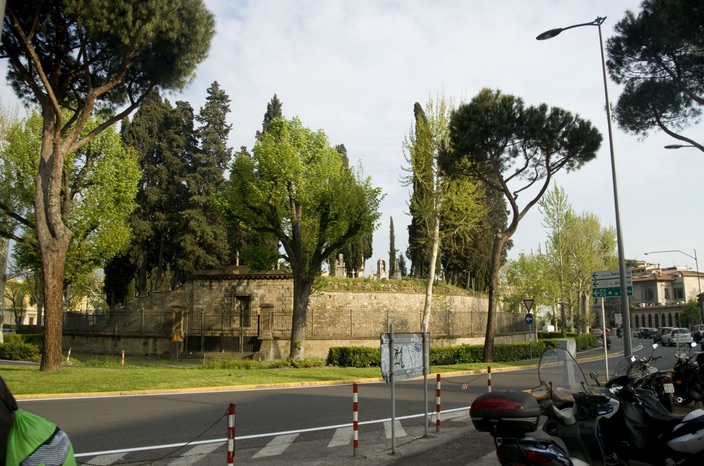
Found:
[592,269,633,298]
[592,286,633,298]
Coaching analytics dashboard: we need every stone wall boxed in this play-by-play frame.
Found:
[63,267,529,358]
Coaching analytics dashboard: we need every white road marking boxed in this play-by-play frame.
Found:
[328,426,354,447]
[169,443,222,465]
[251,433,299,458]
[383,420,407,438]
[85,453,126,465]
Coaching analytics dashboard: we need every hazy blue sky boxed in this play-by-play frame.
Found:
[3,0,702,275]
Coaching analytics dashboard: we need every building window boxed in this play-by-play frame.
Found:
[665,288,671,300]
[675,288,685,300]
[644,288,655,300]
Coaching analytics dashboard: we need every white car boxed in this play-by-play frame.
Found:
[661,327,693,346]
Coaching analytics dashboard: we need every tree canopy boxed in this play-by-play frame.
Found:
[1,0,215,372]
[220,116,383,359]
[607,0,704,150]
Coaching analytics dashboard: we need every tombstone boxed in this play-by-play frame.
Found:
[334,254,347,278]
[377,259,388,280]
[392,258,402,280]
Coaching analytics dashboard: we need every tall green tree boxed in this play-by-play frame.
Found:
[441,88,602,362]
[502,251,555,316]
[607,0,704,151]
[220,117,383,359]
[403,97,486,330]
[406,103,434,279]
[333,144,373,277]
[232,95,283,271]
[0,99,21,340]
[388,217,396,277]
[539,184,576,330]
[2,110,139,314]
[1,0,214,371]
[175,82,232,277]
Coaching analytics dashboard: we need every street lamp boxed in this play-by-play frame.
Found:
[644,249,703,323]
[537,17,633,356]
[664,144,697,150]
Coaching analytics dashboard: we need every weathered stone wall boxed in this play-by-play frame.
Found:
[63,268,529,358]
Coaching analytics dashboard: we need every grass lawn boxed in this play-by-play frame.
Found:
[0,354,528,397]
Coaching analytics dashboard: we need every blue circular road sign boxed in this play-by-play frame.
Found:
[525,313,534,325]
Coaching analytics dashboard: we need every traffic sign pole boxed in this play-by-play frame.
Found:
[524,300,534,359]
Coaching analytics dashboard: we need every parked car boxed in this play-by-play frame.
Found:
[653,327,674,344]
[1,328,15,334]
[692,324,704,344]
[661,327,693,346]
[640,327,657,339]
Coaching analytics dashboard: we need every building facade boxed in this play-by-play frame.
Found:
[630,262,704,329]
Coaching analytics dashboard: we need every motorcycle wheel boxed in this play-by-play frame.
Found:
[658,389,674,412]
[688,375,704,402]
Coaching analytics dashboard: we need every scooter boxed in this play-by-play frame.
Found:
[470,347,704,465]
[672,341,704,405]
[631,344,675,412]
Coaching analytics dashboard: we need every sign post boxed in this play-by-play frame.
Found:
[592,269,632,375]
[380,325,430,454]
[524,299,534,359]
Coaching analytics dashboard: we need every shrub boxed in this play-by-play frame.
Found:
[0,340,41,361]
[327,346,380,367]
[328,337,588,367]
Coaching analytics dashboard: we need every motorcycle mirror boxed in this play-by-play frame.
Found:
[652,343,658,350]
[589,371,600,386]
[692,342,697,348]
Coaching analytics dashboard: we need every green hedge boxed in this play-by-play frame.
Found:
[0,336,41,361]
[327,338,592,368]
[326,346,381,367]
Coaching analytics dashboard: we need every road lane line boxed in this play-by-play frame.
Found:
[328,427,354,447]
[251,433,299,458]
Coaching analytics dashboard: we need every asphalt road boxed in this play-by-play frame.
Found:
[11,336,691,464]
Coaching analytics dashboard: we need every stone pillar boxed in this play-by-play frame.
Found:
[255,303,274,360]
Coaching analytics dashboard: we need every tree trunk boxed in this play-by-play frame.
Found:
[483,233,507,362]
[289,273,313,359]
[0,238,8,344]
[36,112,73,372]
[422,211,441,331]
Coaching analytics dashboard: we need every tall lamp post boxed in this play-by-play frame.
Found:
[665,144,700,150]
[644,249,703,323]
[537,17,633,356]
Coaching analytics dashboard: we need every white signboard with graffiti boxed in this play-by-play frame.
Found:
[380,331,428,383]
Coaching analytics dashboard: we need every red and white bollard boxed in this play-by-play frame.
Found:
[352,383,359,456]
[121,350,125,368]
[66,348,71,364]
[227,404,235,465]
[435,374,442,432]
[487,366,492,392]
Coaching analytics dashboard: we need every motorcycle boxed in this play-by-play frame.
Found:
[470,346,704,465]
[629,344,675,412]
[672,341,704,405]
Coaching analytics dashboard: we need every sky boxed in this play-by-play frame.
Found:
[3,0,703,276]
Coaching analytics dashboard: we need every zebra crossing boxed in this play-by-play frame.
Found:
[76,411,470,465]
